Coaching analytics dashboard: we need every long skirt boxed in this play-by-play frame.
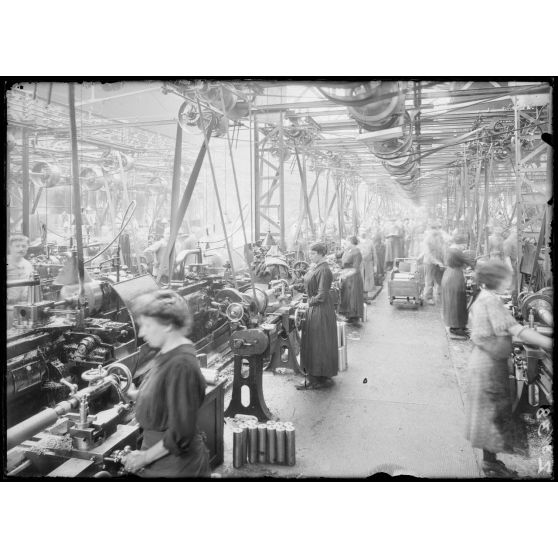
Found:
[300,298,339,378]
[374,244,385,278]
[384,236,403,266]
[441,267,467,328]
[339,268,364,319]
[464,347,525,454]
[361,257,375,292]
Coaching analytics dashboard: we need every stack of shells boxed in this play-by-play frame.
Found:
[232,418,296,469]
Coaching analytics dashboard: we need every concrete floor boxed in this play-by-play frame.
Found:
[216,285,482,479]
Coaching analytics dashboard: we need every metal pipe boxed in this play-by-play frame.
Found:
[238,423,249,465]
[22,129,29,236]
[7,277,41,289]
[514,98,522,295]
[68,84,86,325]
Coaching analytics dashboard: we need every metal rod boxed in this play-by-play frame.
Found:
[279,112,286,249]
[21,129,29,236]
[253,114,261,241]
[514,99,522,294]
[68,84,86,323]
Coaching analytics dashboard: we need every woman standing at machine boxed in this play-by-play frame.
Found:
[465,261,552,478]
[441,247,470,339]
[121,290,210,477]
[296,242,339,390]
[338,236,364,324]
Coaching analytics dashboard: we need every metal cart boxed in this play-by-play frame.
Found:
[387,258,425,307]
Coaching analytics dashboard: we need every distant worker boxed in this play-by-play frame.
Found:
[441,248,470,339]
[7,234,33,306]
[384,217,403,270]
[338,236,364,324]
[503,229,518,302]
[419,222,446,305]
[359,230,375,301]
[488,226,504,260]
[7,234,34,328]
[144,229,170,279]
[372,227,385,281]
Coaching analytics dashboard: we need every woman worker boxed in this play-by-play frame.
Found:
[121,290,210,477]
[296,242,339,390]
[441,247,471,339]
[465,261,552,478]
[338,236,364,324]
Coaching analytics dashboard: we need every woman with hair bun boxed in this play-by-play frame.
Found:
[296,242,339,390]
[121,290,210,477]
[466,261,552,478]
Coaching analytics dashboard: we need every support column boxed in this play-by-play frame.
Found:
[21,129,29,236]
[278,112,285,250]
[514,97,522,294]
[253,114,261,242]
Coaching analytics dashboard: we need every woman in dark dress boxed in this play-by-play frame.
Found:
[441,247,470,338]
[121,290,210,478]
[296,242,339,390]
[465,261,552,478]
[372,229,385,281]
[338,236,364,323]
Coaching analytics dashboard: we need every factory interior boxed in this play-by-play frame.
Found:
[3,79,554,482]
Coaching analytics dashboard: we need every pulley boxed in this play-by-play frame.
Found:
[101,150,134,173]
[30,161,61,188]
[80,167,103,191]
[348,82,405,128]
[317,81,394,106]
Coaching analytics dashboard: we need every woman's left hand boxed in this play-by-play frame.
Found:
[121,450,148,473]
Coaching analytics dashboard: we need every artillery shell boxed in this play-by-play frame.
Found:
[285,425,296,466]
[266,424,277,464]
[232,427,244,469]
[248,423,258,464]
[257,424,267,463]
[238,423,249,464]
[275,425,286,464]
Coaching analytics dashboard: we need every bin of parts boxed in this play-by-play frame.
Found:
[387,258,425,307]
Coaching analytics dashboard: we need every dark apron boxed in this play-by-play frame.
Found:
[138,429,210,478]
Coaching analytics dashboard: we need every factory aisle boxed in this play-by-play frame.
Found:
[217,285,481,479]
